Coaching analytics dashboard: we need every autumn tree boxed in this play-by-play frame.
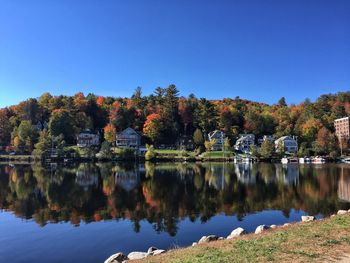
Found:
[104,124,116,144]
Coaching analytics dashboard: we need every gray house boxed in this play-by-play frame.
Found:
[208,130,225,151]
[275,136,298,153]
[234,134,255,153]
[116,127,141,148]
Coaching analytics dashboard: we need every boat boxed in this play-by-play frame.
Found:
[281,157,289,164]
[281,157,298,164]
[340,157,350,164]
[312,156,326,164]
[299,157,311,164]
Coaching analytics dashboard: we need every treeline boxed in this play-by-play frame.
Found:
[0,85,349,156]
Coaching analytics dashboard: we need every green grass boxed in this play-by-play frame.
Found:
[141,214,350,263]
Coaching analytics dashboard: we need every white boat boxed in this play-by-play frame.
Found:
[299,157,311,164]
[281,157,289,164]
[341,157,350,164]
[312,156,326,164]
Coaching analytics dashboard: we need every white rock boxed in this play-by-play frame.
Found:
[331,214,336,217]
[152,249,166,255]
[104,252,128,263]
[198,235,219,244]
[127,251,148,260]
[270,225,277,229]
[255,225,270,234]
[337,210,348,215]
[192,242,198,246]
[282,223,290,227]
[147,246,157,254]
[227,227,247,239]
[301,216,315,222]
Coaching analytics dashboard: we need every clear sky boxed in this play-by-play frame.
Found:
[0,0,349,107]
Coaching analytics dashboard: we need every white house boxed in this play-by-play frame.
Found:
[208,130,225,150]
[116,127,141,148]
[77,129,100,147]
[275,136,298,153]
[234,134,255,153]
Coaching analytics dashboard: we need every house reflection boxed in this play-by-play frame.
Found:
[275,164,299,186]
[338,166,350,202]
[75,164,99,191]
[234,163,255,184]
[115,166,140,192]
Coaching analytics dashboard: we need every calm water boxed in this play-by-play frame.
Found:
[1,162,350,262]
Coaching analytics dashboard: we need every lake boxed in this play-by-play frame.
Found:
[1,162,350,263]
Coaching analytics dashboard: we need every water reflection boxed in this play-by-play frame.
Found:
[1,163,350,234]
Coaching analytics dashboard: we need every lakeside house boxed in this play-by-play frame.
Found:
[116,127,141,148]
[77,129,100,147]
[275,136,298,153]
[208,130,225,150]
[234,134,255,153]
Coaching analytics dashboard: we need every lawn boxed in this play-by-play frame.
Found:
[138,214,350,263]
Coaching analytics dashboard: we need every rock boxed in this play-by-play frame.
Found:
[255,225,270,234]
[301,216,315,222]
[218,237,225,240]
[337,210,348,215]
[104,252,128,263]
[348,209,350,213]
[198,235,219,244]
[270,225,277,229]
[192,242,198,246]
[147,247,158,254]
[127,252,148,260]
[283,223,290,227]
[152,249,166,255]
[227,227,247,239]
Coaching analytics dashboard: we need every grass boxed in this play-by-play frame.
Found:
[137,214,350,263]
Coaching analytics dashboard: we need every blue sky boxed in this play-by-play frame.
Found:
[0,0,349,107]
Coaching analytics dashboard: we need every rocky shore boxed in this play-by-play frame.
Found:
[104,209,350,263]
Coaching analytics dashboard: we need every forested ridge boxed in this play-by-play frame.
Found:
[0,85,349,156]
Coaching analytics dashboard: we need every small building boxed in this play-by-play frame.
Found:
[234,134,255,153]
[77,129,100,147]
[208,130,225,151]
[116,127,141,148]
[275,136,298,153]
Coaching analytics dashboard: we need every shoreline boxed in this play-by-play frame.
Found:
[106,210,350,263]
[0,154,341,164]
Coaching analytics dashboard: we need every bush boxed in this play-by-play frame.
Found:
[145,145,156,161]
[117,148,136,160]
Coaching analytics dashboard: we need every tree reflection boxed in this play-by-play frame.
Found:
[0,162,350,235]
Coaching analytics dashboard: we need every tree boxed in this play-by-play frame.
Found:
[204,139,216,152]
[278,97,287,107]
[97,141,113,160]
[143,113,163,144]
[193,129,204,147]
[145,144,156,161]
[15,120,38,153]
[260,140,275,159]
[32,130,51,158]
[223,137,231,151]
[104,124,116,144]
[178,97,193,135]
[194,98,217,134]
[48,109,77,144]
[0,109,11,149]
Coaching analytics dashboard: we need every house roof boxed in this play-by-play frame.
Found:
[275,136,295,143]
[117,127,141,137]
[208,130,224,139]
[79,129,96,135]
